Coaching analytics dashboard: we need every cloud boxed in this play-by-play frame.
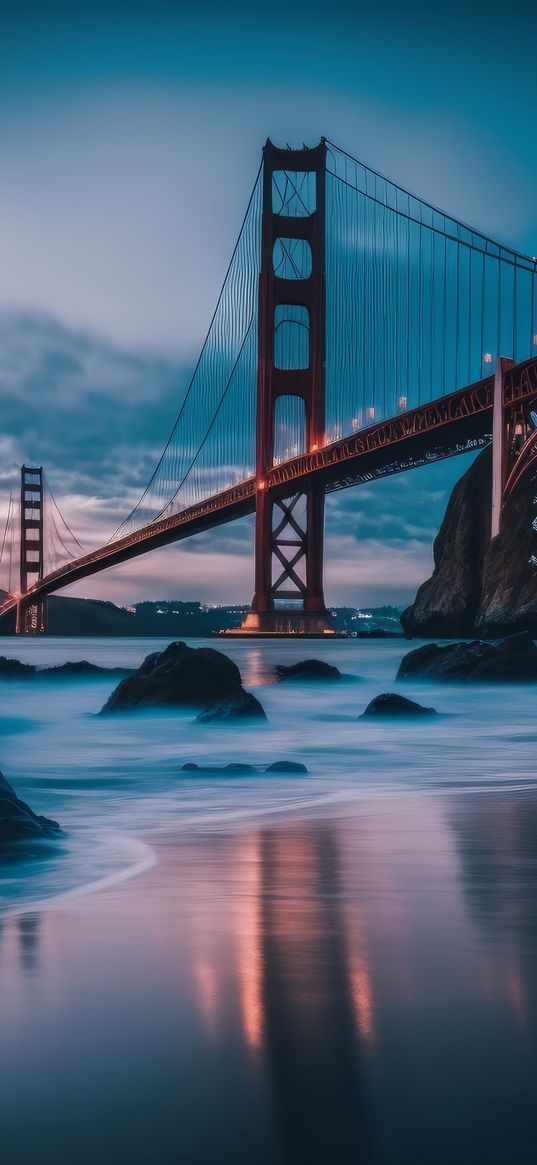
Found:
[0,307,478,604]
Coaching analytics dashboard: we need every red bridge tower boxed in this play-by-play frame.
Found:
[16,465,47,634]
[239,141,332,635]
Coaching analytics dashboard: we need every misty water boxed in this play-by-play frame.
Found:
[1,636,537,1163]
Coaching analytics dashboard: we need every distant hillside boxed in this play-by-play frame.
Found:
[0,596,403,637]
[0,601,400,638]
[0,596,246,637]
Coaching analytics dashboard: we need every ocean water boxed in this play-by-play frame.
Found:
[1,635,536,914]
[1,636,537,1163]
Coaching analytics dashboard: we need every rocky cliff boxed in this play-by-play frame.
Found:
[401,446,537,637]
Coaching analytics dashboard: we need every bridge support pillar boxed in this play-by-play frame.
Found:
[491,357,516,539]
[237,140,332,636]
[17,465,47,634]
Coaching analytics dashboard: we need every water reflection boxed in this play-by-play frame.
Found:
[450,792,537,1029]
[0,912,41,975]
[185,822,374,1161]
[259,825,373,1163]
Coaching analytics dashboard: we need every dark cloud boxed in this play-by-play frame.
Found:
[0,307,477,604]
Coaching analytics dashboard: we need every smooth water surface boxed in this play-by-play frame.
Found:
[1,636,536,1163]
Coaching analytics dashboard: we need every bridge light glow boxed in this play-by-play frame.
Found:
[257,479,266,491]
[311,443,318,452]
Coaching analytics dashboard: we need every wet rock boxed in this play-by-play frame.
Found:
[39,661,133,679]
[180,759,307,773]
[0,657,36,680]
[101,641,248,713]
[361,692,437,718]
[195,692,267,723]
[0,770,60,844]
[0,657,133,681]
[275,659,342,682]
[397,632,537,682]
[180,762,257,773]
[265,760,308,773]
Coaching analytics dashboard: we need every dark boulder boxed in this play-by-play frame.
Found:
[38,661,133,679]
[0,657,36,680]
[180,759,307,773]
[361,692,437,718]
[397,632,537,682]
[195,692,267,723]
[0,770,60,844]
[0,657,133,681]
[180,762,257,773]
[101,641,248,713]
[275,659,342,682]
[265,760,308,773]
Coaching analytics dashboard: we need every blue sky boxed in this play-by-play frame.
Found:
[0,0,535,606]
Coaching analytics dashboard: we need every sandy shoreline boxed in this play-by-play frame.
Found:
[2,787,537,1164]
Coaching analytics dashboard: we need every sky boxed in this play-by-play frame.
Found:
[0,0,535,607]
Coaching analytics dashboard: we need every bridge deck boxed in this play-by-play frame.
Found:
[3,355,537,617]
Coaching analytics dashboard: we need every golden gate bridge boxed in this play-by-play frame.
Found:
[1,138,537,634]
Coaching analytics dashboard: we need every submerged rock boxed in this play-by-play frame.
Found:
[0,657,36,680]
[361,692,437,718]
[397,632,537,682]
[0,657,132,681]
[180,759,308,773]
[0,770,60,844]
[265,760,308,773]
[275,659,342,682]
[38,661,133,679]
[101,641,253,713]
[195,692,267,723]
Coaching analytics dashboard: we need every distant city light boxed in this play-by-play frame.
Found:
[367,406,375,419]
[533,334,537,346]
[398,395,407,410]
[483,352,493,364]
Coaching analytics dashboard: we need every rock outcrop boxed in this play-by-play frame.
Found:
[180,760,308,773]
[361,692,437,718]
[401,446,537,637]
[0,770,60,844]
[401,448,492,637]
[397,632,537,682]
[275,659,342,682]
[0,657,132,681]
[101,641,264,719]
[195,692,267,723]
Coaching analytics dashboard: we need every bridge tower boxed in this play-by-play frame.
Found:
[16,466,47,634]
[240,141,332,635]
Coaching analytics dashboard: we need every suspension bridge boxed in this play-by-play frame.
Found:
[1,138,537,634]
